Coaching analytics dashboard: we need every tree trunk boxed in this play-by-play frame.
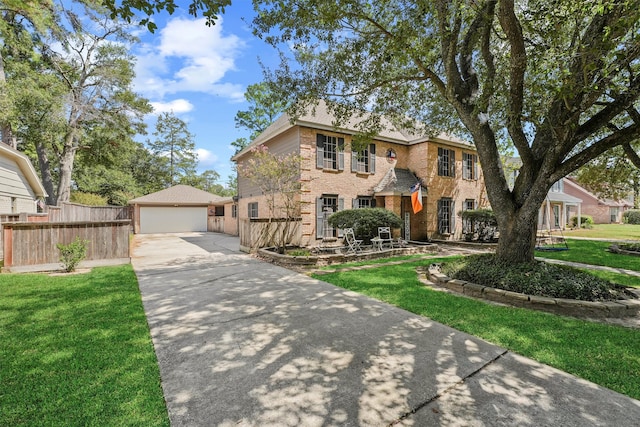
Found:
[56,132,76,204]
[495,208,539,263]
[35,140,57,206]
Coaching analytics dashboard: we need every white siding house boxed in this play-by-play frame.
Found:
[0,143,47,214]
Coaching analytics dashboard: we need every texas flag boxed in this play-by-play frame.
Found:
[410,182,423,214]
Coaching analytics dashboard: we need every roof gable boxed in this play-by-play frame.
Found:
[129,185,228,205]
[0,143,47,198]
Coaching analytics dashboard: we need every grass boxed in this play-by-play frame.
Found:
[312,257,640,400]
[0,265,169,427]
[562,223,640,240]
[536,239,640,272]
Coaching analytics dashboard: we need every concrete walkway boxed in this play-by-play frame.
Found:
[132,233,640,426]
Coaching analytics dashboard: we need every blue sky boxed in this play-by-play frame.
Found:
[130,3,278,184]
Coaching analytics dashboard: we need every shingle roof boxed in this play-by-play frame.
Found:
[129,185,230,205]
[232,100,472,160]
[373,168,424,195]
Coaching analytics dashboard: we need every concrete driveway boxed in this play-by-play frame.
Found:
[132,232,640,426]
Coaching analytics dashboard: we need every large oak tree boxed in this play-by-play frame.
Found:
[247,0,640,263]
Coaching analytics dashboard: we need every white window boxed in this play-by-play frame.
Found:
[248,202,258,218]
[232,204,237,218]
[316,195,344,238]
[438,147,455,177]
[353,197,374,209]
[351,144,376,174]
[551,180,563,193]
[462,152,478,180]
[438,198,455,234]
[316,134,344,171]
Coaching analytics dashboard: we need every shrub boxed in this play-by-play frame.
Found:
[70,191,108,206]
[623,209,640,224]
[440,254,631,301]
[328,208,403,243]
[57,236,89,272]
[459,209,498,242]
[570,215,594,228]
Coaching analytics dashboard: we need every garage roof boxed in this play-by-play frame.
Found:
[129,185,232,206]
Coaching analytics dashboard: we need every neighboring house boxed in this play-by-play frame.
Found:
[563,177,632,224]
[129,185,237,234]
[538,178,583,231]
[506,158,583,231]
[0,142,47,216]
[232,101,488,248]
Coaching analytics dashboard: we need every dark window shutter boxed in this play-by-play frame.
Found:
[437,199,443,233]
[437,147,443,176]
[371,198,376,208]
[352,198,357,209]
[337,197,344,237]
[338,138,345,171]
[369,144,376,174]
[351,150,358,172]
[473,154,478,180]
[316,134,325,169]
[451,201,456,233]
[450,150,456,177]
[316,197,324,239]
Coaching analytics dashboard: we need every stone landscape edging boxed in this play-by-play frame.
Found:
[258,243,439,267]
[423,265,640,319]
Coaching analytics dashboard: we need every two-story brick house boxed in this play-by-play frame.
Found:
[233,101,488,248]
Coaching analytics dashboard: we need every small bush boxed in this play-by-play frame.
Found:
[328,208,403,243]
[460,209,498,241]
[57,236,89,272]
[441,254,631,301]
[623,209,640,224]
[70,191,108,206]
[570,215,594,228]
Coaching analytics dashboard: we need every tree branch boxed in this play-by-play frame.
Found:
[498,0,531,164]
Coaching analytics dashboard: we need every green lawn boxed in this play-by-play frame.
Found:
[312,257,640,400]
[536,239,640,273]
[0,265,169,427]
[562,223,640,240]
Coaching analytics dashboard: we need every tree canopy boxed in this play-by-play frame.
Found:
[250,0,640,263]
[101,0,230,32]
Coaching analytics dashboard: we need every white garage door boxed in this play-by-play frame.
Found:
[140,206,208,233]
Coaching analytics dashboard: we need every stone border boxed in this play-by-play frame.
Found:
[423,265,640,319]
[258,244,439,267]
[609,244,640,257]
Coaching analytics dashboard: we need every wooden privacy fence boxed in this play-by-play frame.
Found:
[239,218,301,252]
[208,217,225,233]
[2,220,131,270]
[46,202,132,222]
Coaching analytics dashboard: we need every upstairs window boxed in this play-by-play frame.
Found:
[462,152,478,180]
[438,147,456,177]
[248,202,258,218]
[351,144,376,174]
[316,134,345,171]
[550,180,563,192]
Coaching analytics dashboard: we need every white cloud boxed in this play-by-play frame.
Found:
[150,99,194,114]
[133,16,245,101]
[196,148,218,165]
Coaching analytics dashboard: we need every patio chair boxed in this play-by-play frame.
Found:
[377,227,394,249]
[343,228,363,253]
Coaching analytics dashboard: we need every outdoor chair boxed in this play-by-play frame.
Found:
[377,227,394,249]
[343,228,363,253]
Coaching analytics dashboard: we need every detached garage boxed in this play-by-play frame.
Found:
[129,185,227,234]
